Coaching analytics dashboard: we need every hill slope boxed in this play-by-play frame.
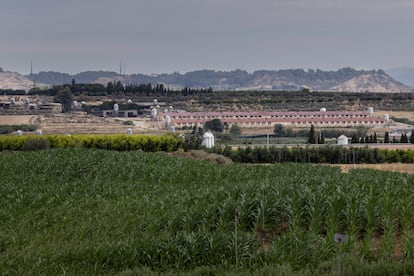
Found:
[1,67,412,92]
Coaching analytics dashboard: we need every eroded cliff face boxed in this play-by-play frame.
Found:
[0,71,47,90]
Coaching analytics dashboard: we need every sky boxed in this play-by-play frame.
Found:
[1,0,413,75]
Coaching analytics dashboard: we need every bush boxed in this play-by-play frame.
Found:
[0,134,182,152]
[21,138,50,151]
[122,120,134,126]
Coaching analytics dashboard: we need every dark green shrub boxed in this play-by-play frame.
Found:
[21,138,50,151]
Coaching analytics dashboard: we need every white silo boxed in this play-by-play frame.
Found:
[202,132,215,148]
[153,99,158,105]
[320,107,327,112]
[73,100,78,108]
[384,114,390,122]
[127,99,132,104]
[368,107,374,117]
[127,128,133,135]
[16,130,22,136]
[151,108,158,120]
[165,115,171,128]
[113,103,119,112]
[36,129,43,135]
[169,126,175,133]
[37,100,43,108]
[337,135,348,145]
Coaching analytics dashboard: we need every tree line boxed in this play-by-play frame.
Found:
[27,80,213,97]
[209,145,414,164]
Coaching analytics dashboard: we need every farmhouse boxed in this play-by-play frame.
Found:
[96,109,138,118]
[162,109,387,129]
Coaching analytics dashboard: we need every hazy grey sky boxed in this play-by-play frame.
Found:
[1,0,413,74]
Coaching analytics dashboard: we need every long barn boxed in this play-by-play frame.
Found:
[162,109,388,128]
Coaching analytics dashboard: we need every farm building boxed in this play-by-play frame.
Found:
[162,109,386,129]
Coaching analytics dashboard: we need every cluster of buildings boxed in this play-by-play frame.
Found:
[162,108,389,129]
[0,97,62,113]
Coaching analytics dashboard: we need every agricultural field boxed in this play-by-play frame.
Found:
[1,149,414,275]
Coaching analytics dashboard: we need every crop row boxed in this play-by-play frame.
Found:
[1,149,414,274]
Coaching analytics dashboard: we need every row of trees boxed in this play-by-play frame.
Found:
[209,145,414,164]
[28,81,214,97]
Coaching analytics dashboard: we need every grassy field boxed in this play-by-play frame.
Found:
[1,149,414,275]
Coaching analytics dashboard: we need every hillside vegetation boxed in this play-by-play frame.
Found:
[25,67,412,92]
[1,149,414,274]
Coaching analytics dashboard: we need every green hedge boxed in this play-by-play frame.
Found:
[0,134,182,152]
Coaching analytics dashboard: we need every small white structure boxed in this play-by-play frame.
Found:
[36,129,43,135]
[337,135,348,145]
[368,107,374,117]
[127,99,132,104]
[127,128,133,135]
[151,108,158,120]
[320,107,327,112]
[165,115,171,128]
[16,130,22,136]
[113,103,119,113]
[384,114,390,123]
[202,132,215,148]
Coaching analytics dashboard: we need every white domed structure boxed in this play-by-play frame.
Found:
[202,132,215,148]
[320,107,327,112]
[151,108,158,120]
[165,115,171,128]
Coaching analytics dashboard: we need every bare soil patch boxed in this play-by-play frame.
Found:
[0,115,37,125]
[334,163,414,175]
[165,150,233,164]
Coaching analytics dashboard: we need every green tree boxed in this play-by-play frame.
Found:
[229,124,242,137]
[384,131,390,143]
[274,124,285,137]
[308,124,316,144]
[205,119,224,132]
[54,87,74,112]
[320,132,325,144]
[351,134,359,144]
[400,133,408,143]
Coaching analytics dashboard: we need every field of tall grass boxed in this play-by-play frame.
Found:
[1,148,414,275]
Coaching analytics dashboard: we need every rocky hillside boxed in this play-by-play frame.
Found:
[0,71,39,91]
[1,67,412,92]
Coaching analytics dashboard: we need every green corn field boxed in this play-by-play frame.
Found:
[1,148,414,275]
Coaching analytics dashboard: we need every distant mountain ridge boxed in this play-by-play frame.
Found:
[0,67,412,92]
